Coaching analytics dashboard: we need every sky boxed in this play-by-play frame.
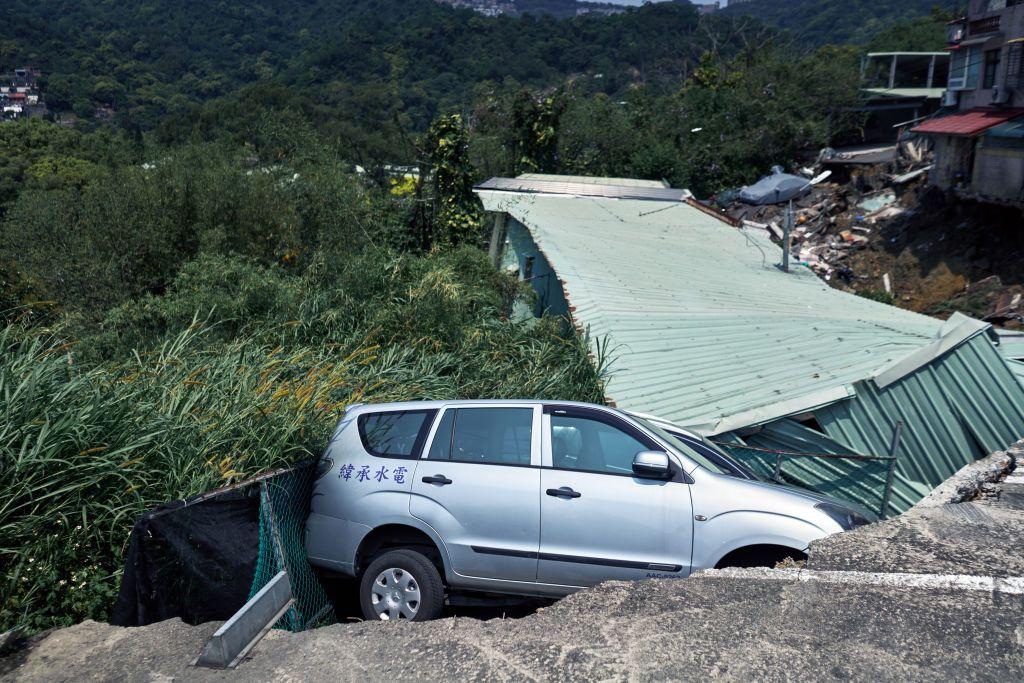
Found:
[603,1,721,5]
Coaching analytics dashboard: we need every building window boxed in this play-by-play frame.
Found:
[949,45,982,90]
[1009,43,1023,88]
[983,49,1001,89]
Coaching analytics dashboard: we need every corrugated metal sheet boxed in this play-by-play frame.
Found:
[997,329,1024,360]
[476,189,946,433]
[719,337,1024,516]
[1006,359,1024,387]
[718,419,920,515]
[517,173,670,189]
[475,177,689,203]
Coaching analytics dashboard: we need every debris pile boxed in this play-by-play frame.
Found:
[715,143,935,295]
[710,149,1024,329]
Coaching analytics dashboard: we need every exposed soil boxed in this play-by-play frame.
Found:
[838,185,1024,326]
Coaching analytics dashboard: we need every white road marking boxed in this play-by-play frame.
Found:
[695,567,1024,595]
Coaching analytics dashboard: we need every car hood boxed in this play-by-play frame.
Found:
[731,475,878,522]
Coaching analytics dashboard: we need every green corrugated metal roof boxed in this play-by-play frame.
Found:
[718,419,922,516]
[997,329,1024,359]
[516,173,670,188]
[1010,359,1024,384]
[476,186,947,434]
[478,177,1024,515]
[719,332,1024,516]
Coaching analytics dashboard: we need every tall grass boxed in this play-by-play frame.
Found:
[1,306,607,633]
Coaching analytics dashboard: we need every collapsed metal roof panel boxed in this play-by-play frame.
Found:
[812,333,1024,512]
[476,188,951,434]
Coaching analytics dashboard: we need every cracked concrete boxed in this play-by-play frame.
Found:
[4,442,1024,682]
[3,575,1024,682]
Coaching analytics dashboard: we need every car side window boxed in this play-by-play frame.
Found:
[551,413,653,475]
[430,407,532,465]
[426,409,454,460]
[357,410,436,459]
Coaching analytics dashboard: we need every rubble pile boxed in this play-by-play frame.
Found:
[719,150,932,294]
[713,150,1024,328]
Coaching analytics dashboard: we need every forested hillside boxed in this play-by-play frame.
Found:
[723,0,960,46]
[2,0,722,152]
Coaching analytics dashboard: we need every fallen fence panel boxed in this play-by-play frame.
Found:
[193,570,294,669]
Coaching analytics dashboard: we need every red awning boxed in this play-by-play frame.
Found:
[913,108,1024,137]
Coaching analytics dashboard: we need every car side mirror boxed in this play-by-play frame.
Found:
[632,450,671,479]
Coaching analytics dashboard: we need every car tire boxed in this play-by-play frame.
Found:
[359,548,445,622]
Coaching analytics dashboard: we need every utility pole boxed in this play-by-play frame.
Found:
[780,199,793,273]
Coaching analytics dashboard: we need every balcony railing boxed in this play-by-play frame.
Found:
[968,15,1002,36]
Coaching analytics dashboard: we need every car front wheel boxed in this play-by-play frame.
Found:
[359,548,445,621]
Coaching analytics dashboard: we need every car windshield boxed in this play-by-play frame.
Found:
[634,417,730,474]
[634,417,761,480]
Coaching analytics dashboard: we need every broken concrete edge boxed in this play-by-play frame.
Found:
[693,566,1024,594]
[912,438,1023,509]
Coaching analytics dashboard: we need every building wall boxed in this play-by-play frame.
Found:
[930,135,974,189]
[955,1,1024,109]
[501,218,570,319]
[972,142,1024,201]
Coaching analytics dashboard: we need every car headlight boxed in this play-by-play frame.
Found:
[815,502,871,530]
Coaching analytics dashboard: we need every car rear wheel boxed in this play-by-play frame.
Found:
[359,548,444,621]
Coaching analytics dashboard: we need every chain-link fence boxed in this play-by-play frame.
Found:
[113,463,334,632]
[248,464,335,632]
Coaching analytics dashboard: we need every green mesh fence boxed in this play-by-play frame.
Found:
[248,463,335,631]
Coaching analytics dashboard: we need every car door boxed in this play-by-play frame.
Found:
[537,405,693,587]
[410,404,541,582]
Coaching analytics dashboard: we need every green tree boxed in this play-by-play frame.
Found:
[417,114,483,249]
[511,91,564,174]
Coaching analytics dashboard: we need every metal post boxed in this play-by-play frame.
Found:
[880,420,903,519]
[488,213,508,268]
[194,571,294,669]
[772,452,783,481]
[261,481,289,573]
[781,200,793,272]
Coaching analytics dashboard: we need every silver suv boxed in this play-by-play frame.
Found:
[306,401,873,621]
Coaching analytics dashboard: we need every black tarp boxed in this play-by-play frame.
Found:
[110,485,261,627]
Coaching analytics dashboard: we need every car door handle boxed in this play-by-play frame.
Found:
[422,475,452,485]
[546,487,581,499]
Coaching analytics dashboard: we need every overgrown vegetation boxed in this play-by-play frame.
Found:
[0,132,609,633]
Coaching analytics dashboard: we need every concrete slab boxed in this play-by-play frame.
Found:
[809,446,1024,578]
[3,573,1023,682]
